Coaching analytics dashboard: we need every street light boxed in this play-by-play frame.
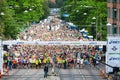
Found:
[78,5,98,39]
[91,17,96,40]
[24,9,33,27]
[0,12,5,16]
[83,13,87,16]
[92,16,98,40]
[24,10,28,13]
[92,16,96,20]
[106,23,112,36]
[83,5,99,40]
[76,10,87,29]
[29,8,32,11]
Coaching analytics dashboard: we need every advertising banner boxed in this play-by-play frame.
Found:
[106,37,120,73]
[3,40,107,45]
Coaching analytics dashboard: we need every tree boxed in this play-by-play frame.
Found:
[41,0,50,19]
[0,0,49,39]
[0,0,6,39]
[61,0,107,40]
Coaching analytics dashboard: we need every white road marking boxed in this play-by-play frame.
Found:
[78,69,86,80]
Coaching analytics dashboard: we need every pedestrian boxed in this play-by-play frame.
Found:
[93,57,96,67]
[63,59,67,69]
[44,65,48,78]
[80,58,84,69]
[35,59,39,69]
[7,57,12,70]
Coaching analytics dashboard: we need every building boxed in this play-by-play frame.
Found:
[107,0,120,36]
[50,0,56,3]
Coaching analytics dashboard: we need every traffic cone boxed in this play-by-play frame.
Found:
[102,70,107,79]
[99,69,103,77]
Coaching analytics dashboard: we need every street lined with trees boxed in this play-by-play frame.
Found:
[0,0,107,40]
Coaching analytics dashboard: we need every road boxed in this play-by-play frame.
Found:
[2,69,59,80]
[59,68,104,80]
[2,65,106,80]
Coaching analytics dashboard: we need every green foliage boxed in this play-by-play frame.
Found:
[41,0,50,19]
[0,0,49,39]
[0,0,6,39]
[61,0,107,40]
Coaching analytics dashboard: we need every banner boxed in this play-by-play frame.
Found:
[106,37,120,73]
[0,40,3,74]
[3,40,107,45]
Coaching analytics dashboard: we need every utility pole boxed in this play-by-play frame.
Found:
[73,0,77,7]
[74,0,77,5]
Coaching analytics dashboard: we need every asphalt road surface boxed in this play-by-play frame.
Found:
[59,68,104,80]
[2,69,59,80]
[2,65,106,80]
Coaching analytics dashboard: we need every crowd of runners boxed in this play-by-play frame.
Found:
[3,16,105,71]
[3,45,105,70]
[18,17,89,41]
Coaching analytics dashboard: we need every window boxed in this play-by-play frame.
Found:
[112,8,117,19]
[107,7,110,18]
[119,9,120,21]
[118,26,120,35]
[112,0,117,3]
[112,25,117,34]
[108,0,111,3]
[107,24,111,35]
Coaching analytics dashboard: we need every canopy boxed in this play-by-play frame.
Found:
[70,25,77,30]
[67,22,77,30]
[62,13,69,17]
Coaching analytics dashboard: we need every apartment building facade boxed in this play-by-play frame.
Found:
[107,0,120,36]
[50,0,56,3]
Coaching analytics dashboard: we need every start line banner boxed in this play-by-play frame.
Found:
[3,40,107,45]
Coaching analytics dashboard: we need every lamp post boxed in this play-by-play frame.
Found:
[106,23,112,36]
[24,10,28,13]
[24,9,31,27]
[83,12,87,16]
[76,10,87,29]
[0,12,5,16]
[78,5,98,40]
[0,12,5,40]
[91,17,96,40]
[0,12,5,21]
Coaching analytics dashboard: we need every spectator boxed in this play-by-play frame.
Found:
[44,65,49,78]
